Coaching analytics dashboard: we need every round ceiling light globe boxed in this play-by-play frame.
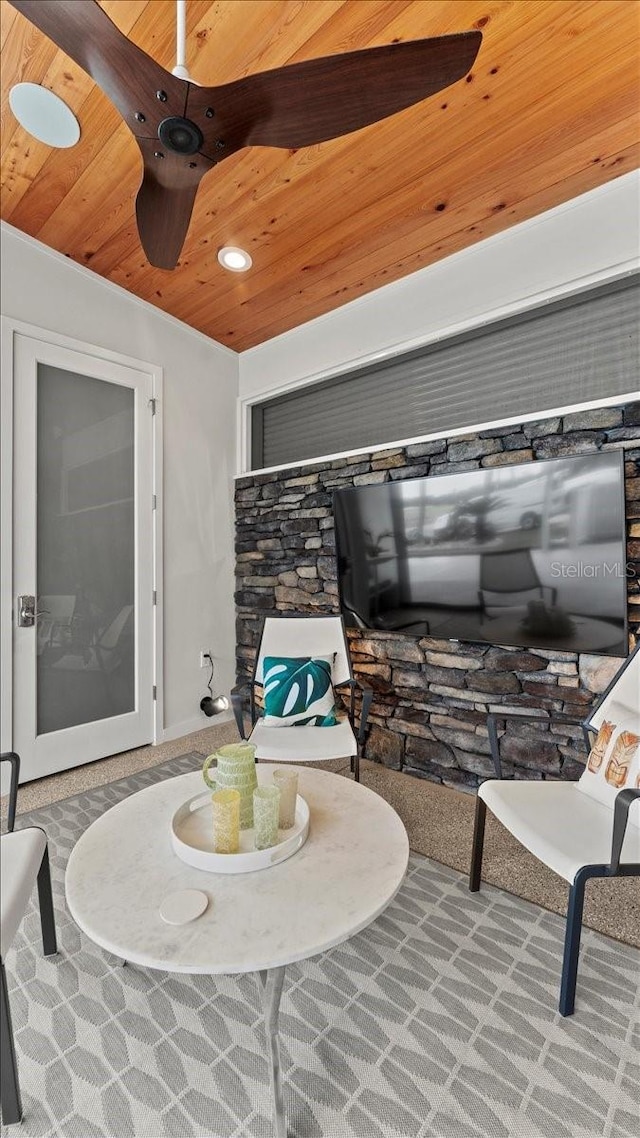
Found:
[9,82,81,148]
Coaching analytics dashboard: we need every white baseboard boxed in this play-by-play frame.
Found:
[159,709,235,745]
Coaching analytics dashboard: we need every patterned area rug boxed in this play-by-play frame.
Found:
[4,754,639,1138]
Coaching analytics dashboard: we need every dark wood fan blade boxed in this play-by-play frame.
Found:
[187,32,482,155]
[9,0,188,134]
[9,5,481,270]
[135,140,214,270]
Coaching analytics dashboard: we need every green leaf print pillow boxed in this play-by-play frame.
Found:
[262,655,338,727]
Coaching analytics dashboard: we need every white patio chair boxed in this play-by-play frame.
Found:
[469,644,640,1016]
[1,753,58,1125]
[231,614,372,781]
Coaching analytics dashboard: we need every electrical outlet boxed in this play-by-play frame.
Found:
[199,650,211,669]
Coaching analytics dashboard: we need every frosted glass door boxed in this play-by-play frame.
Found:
[37,365,135,734]
[12,334,155,782]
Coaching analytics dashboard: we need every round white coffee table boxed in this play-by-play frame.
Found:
[65,765,409,1137]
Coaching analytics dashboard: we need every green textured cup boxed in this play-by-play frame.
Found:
[203,742,257,830]
[273,768,298,829]
[253,785,281,850]
[212,788,240,854]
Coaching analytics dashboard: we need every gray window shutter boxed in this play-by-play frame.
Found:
[251,275,639,470]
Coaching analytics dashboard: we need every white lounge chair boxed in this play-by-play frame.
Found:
[469,644,640,1016]
[231,614,372,781]
[1,753,58,1125]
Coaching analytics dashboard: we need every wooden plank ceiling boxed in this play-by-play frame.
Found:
[1,0,639,351]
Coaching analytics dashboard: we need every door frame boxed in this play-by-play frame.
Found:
[0,316,164,761]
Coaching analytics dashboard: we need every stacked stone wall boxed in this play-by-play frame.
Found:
[235,403,640,789]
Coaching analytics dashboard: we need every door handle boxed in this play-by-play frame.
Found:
[17,595,35,626]
[17,595,50,627]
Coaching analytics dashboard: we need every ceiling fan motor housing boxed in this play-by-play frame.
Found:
[158,115,203,155]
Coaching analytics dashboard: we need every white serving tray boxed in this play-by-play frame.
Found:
[171,790,310,874]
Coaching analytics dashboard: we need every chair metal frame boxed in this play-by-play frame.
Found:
[231,613,373,781]
[469,644,640,1016]
[1,753,58,1126]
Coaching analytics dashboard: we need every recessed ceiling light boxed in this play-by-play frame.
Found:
[9,82,81,148]
[218,246,252,272]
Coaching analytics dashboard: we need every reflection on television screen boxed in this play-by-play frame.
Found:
[333,451,627,656]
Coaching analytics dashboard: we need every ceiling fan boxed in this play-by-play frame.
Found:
[9,0,482,271]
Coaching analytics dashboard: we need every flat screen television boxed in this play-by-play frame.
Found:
[333,451,628,656]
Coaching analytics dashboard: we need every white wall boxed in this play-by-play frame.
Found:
[3,171,638,740]
[1,223,239,740]
[239,171,640,412]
